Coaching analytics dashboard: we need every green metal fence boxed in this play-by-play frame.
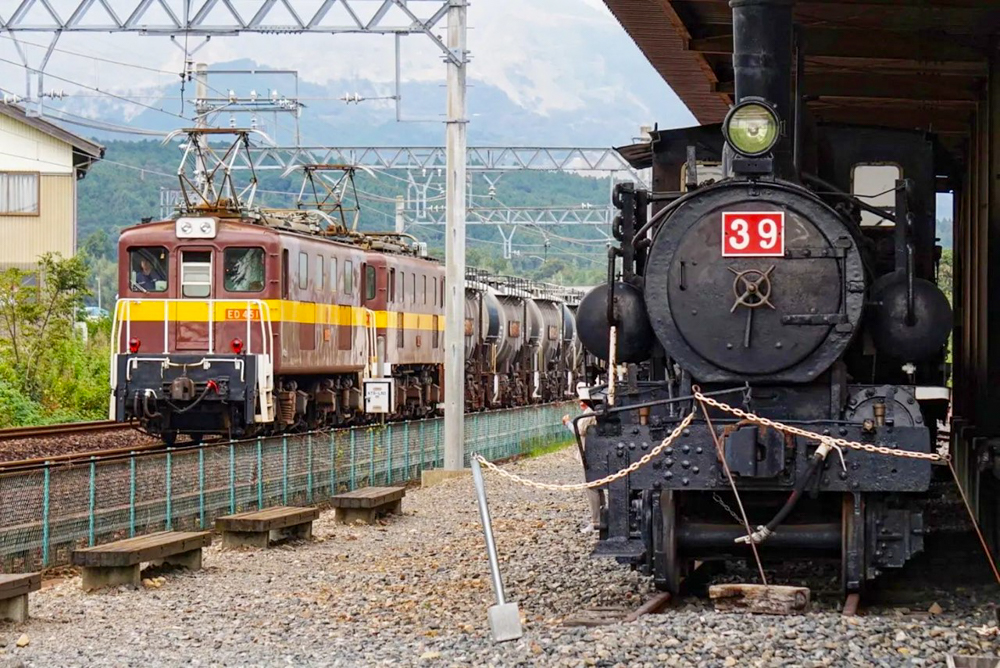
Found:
[0,402,571,573]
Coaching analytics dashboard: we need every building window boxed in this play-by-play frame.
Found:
[0,173,38,215]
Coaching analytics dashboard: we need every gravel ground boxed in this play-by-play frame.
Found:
[0,428,159,463]
[1,447,998,667]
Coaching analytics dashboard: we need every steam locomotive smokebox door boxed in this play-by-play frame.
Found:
[724,425,785,478]
[644,184,864,382]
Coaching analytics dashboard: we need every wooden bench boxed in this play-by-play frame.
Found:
[330,486,405,525]
[0,573,40,622]
[216,506,319,548]
[71,531,211,592]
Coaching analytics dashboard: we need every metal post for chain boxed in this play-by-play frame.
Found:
[471,456,522,642]
[307,433,313,503]
[198,447,205,529]
[229,440,236,514]
[165,447,173,531]
[129,453,136,537]
[282,436,289,505]
[88,457,96,547]
[42,464,50,567]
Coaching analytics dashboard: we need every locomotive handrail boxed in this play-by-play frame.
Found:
[110,298,274,359]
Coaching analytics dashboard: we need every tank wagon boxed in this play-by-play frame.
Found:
[575,0,955,594]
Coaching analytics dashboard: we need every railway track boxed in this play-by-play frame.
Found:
[0,420,130,440]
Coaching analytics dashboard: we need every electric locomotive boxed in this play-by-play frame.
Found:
[576,0,953,594]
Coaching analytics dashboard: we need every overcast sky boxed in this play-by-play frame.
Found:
[0,0,695,132]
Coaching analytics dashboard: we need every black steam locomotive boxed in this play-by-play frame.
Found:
[576,0,953,594]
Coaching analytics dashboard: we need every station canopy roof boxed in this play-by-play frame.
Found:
[602,0,999,156]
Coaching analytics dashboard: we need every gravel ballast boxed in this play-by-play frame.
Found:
[1,446,997,667]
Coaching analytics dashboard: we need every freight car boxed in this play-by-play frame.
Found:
[111,206,584,443]
[575,0,955,595]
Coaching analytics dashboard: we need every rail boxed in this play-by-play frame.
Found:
[0,421,127,440]
[0,402,572,572]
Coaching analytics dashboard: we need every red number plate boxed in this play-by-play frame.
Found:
[722,211,785,257]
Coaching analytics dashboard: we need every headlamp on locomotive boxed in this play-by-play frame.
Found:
[576,0,953,595]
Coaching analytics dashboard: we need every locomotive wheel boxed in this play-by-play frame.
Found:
[653,490,683,594]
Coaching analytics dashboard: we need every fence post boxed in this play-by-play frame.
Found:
[307,433,314,503]
[329,432,336,496]
[418,421,424,474]
[129,453,136,537]
[198,447,206,529]
[165,447,173,531]
[368,428,375,486]
[387,424,393,485]
[257,436,264,509]
[88,457,96,547]
[282,436,288,505]
[42,464,50,567]
[404,421,410,481]
[435,420,441,468]
[350,430,356,491]
[229,440,236,514]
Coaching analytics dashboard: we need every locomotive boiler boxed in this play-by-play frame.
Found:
[577,0,953,594]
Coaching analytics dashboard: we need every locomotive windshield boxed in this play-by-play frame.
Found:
[129,246,167,293]
[224,248,265,292]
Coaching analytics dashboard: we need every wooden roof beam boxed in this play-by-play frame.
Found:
[689,28,989,64]
[714,73,983,102]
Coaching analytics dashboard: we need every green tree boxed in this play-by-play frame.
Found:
[0,253,89,401]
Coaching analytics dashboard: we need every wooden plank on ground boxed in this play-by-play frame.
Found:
[216,506,319,533]
[71,531,212,568]
[330,487,405,509]
[709,584,810,615]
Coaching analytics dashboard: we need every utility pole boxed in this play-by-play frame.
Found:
[443,0,468,473]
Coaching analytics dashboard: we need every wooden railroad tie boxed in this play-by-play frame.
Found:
[0,573,40,623]
[709,583,811,615]
[216,506,319,549]
[329,486,406,525]
[71,531,211,592]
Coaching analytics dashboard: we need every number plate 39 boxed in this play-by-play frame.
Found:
[722,211,785,257]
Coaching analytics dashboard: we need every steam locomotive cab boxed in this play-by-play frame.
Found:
[578,0,952,593]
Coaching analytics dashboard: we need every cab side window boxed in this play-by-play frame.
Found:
[344,260,354,294]
[129,246,168,293]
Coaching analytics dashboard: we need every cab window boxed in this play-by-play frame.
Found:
[129,246,168,293]
[365,265,377,301]
[316,256,325,291]
[298,252,308,289]
[344,260,354,294]
[852,163,901,227]
[223,248,265,292]
[181,250,212,298]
